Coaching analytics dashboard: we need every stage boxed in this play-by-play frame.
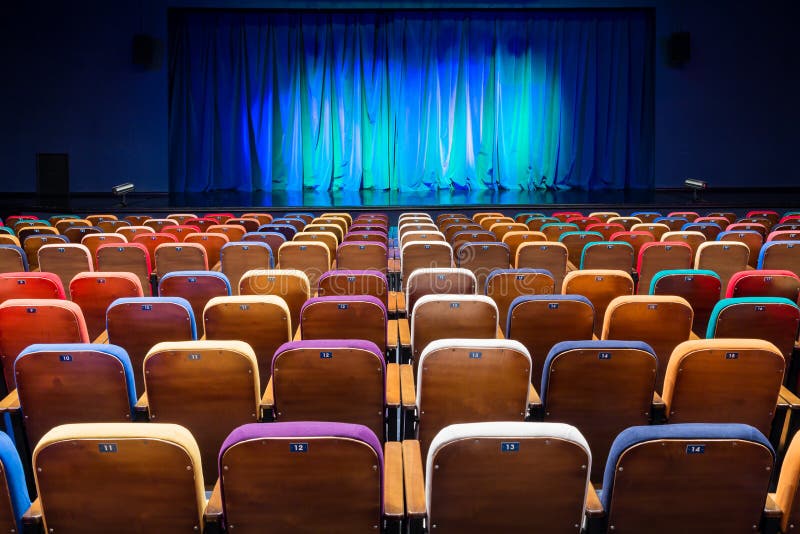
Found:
[3,187,800,220]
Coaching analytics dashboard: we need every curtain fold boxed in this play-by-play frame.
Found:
[169,9,653,193]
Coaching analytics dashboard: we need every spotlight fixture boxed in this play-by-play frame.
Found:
[684,178,707,202]
[112,182,135,206]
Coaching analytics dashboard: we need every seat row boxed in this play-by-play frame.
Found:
[1,418,800,533]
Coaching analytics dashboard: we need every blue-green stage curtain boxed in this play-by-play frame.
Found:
[168,10,654,192]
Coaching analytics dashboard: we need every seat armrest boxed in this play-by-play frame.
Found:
[134,392,149,421]
[584,485,606,534]
[761,493,782,534]
[386,363,400,407]
[402,440,427,519]
[22,498,43,533]
[260,379,275,421]
[780,385,800,408]
[651,391,667,423]
[496,324,505,339]
[292,326,302,341]
[384,442,404,519]
[211,261,222,272]
[394,291,407,316]
[688,331,701,341]
[527,384,542,420]
[397,318,411,349]
[387,320,399,351]
[203,479,224,528]
[399,364,416,409]
[93,329,109,344]
[0,389,20,414]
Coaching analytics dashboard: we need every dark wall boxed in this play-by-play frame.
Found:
[0,0,797,192]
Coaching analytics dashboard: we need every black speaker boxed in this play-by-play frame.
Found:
[132,34,163,70]
[36,153,70,208]
[667,32,691,67]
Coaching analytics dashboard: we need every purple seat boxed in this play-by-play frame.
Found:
[216,422,384,531]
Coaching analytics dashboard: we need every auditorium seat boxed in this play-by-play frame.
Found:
[0,234,20,248]
[706,297,800,376]
[563,270,634,337]
[294,231,338,258]
[116,225,155,241]
[30,422,206,533]
[153,242,209,278]
[607,216,642,230]
[95,242,152,296]
[759,241,800,276]
[206,223,247,243]
[0,272,65,302]
[540,340,657,481]
[442,222,481,242]
[225,217,260,233]
[70,272,144,339]
[455,242,510,289]
[143,218,178,233]
[601,295,693,392]
[123,215,152,226]
[161,224,202,242]
[682,221,723,241]
[80,233,127,269]
[706,211,738,224]
[501,230,547,259]
[0,299,90,392]
[405,268,477,317]
[17,225,58,243]
[566,216,601,230]
[317,269,394,314]
[53,218,91,234]
[184,216,219,233]
[635,241,693,294]
[485,268,555,324]
[729,221,769,238]
[590,210,622,222]
[668,211,700,222]
[540,222,579,241]
[37,244,93,298]
[694,241,751,297]
[726,269,800,301]
[489,222,528,240]
[238,269,310,330]
[402,421,590,534]
[552,211,583,223]
[631,211,663,223]
[610,230,654,258]
[158,271,231,337]
[592,423,775,533]
[718,229,763,267]
[219,241,272,293]
[398,222,439,240]
[266,340,399,440]
[580,241,634,272]
[586,222,626,240]
[653,217,689,232]
[558,231,604,266]
[344,230,389,246]
[105,296,197,394]
[661,339,786,438]
[184,232,229,267]
[303,222,342,242]
[400,240,453,290]
[299,296,394,357]
[506,295,595,389]
[409,295,498,373]
[400,338,532,456]
[278,240,330,290]
[695,216,730,230]
[204,212,235,224]
[242,230,286,252]
[661,230,707,259]
[768,230,800,242]
[132,232,179,265]
[321,212,353,226]
[62,225,102,244]
[472,212,505,223]
[139,340,261,483]
[516,241,569,290]
[241,212,273,225]
[0,432,29,534]
[165,213,197,225]
[747,210,781,226]
[97,219,130,233]
[203,295,292,391]
[205,421,401,533]
[631,222,670,241]
[649,269,721,336]
[3,343,137,449]
[336,241,388,274]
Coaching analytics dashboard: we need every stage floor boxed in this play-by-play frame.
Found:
[4,187,800,217]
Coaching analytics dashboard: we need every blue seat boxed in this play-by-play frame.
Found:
[540,340,657,481]
[0,432,30,533]
[599,423,774,533]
